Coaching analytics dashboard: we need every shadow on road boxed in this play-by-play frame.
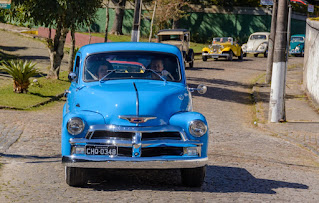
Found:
[0,45,27,52]
[79,165,308,194]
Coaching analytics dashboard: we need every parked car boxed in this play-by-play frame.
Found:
[289,34,305,57]
[201,37,243,61]
[157,29,194,68]
[241,32,270,57]
[62,42,209,187]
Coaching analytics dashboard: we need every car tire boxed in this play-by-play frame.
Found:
[238,49,243,60]
[65,166,87,187]
[189,52,194,68]
[243,53,247,57]
[202,55,207,61]
[181,166,206,187]
[254,54,258,57]
[227,51,233,61]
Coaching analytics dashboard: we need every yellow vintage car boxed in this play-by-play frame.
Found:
[202,37,243,61]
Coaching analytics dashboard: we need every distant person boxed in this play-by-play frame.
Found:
[220,38,223,43]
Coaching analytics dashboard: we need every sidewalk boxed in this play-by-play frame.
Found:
[253,61,319,156]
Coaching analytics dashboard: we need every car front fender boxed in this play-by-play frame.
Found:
[169,112,209,157]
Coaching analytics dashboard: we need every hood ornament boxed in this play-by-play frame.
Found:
[119,116,157,124]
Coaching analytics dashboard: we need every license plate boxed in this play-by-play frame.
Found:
[86,145,118,156]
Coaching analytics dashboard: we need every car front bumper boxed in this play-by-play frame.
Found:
[62,156,208,169]
[243,50,265,54]
[202,52,229,58]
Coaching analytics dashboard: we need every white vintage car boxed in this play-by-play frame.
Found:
[241,32,270,57]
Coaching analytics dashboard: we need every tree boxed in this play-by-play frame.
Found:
[152,0,189,30]
[110,0,127,35]
[12,0,103,79]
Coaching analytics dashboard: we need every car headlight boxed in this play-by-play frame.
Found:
[257,43,267,51]
[67,117,85,135]
[295,46,300,51]
[189,120,207,137]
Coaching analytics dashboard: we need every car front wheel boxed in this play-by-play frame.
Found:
[202,55,207,61]
[238,49,243,60]
[227,51,233,61]
[65,166,87,187]
[254,53,259,57]
[181,166,206,187]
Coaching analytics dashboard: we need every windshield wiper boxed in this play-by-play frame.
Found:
[99,70,117,83]
[144,69,167,82]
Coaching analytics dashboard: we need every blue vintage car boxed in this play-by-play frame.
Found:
[62,42,208,187]
[289,34,305,57]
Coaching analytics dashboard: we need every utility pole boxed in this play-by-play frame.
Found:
[265,0,278,84]
[269,0,289,123]
[131,0,142,42]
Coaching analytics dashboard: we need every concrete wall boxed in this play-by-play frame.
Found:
[304,19,319,105]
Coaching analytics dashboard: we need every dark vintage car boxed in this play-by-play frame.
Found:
[62,42,209,187]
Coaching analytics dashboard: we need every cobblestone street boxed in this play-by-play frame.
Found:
[1,29,319,202]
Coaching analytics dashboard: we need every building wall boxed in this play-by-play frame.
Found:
[304,19,319,105]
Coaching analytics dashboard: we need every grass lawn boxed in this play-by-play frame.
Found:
[0,71,70,109]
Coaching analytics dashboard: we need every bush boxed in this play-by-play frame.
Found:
[0,60,39,93]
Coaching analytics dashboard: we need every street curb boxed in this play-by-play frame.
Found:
[252,83,319,157]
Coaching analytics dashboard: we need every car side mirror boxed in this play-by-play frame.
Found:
[189,84,207,94]
[68,72,77,82]
[197,84,207,94]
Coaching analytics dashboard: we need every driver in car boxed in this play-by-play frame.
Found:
[149,59,174,81]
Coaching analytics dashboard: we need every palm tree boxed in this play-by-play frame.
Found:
[0,60,39,93]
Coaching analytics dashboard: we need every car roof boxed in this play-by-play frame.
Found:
[291,34,305,37]
[250,32,270,36]
[78,42,182,56]
[157,29,189,35]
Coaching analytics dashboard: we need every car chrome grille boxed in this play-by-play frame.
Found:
[141,147,183,157]
[141,132,181,140]
[88,130,182,140]
[90,131,134,140]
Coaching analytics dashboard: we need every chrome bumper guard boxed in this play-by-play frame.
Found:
[65,124,206,169]
[202,53,229,58]
[62,156,208,169]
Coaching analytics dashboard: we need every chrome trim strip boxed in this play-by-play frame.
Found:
[69,138,201,147]
[202,53,229,57]
[85,124,188,141]
[133,82,139,118]
[118,115,157,124]
[62,156,208,169]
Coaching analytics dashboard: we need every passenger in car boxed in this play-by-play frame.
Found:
[149,59,174,81]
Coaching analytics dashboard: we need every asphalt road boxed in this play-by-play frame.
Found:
[0,31,319,202]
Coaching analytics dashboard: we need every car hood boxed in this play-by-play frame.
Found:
[75,81,190,126]
[289,41,304,49]
[160,41,183,51]
[247,39,267,51]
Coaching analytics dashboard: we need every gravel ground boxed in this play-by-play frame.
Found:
[1,30,319,202]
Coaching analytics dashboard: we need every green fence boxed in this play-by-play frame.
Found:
[2,7,306,44]
[84,8,306,44]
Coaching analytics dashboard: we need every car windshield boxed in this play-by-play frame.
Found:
[159,35,182,41]
[250,35,267,40]
[84,51,181,82]
[212,37,233,44]
[291,36,304,42]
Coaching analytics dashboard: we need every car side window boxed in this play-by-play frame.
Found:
[74,56,80,82]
